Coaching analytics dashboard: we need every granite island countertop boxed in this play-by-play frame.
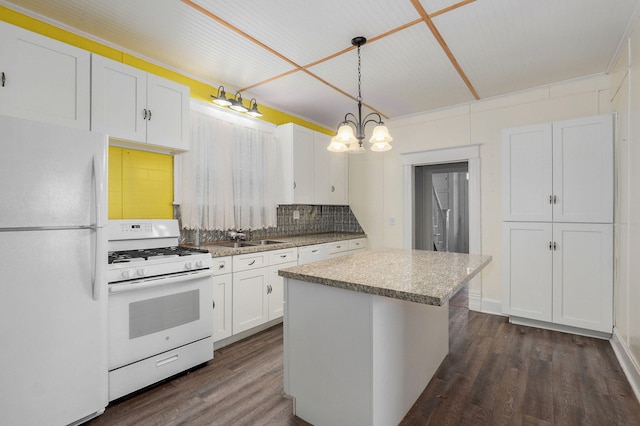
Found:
[187,232,366,257]
[279,248,492,306]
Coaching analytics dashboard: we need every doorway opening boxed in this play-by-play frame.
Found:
[414,162,469,253]
[401,145,481,311]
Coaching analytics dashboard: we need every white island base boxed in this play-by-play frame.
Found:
[284,278,449,426]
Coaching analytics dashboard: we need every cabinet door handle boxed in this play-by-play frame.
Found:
[148,109,152,120]
[549,195,553,204]
[331,185,335,192]
[1,72,5,87]
[280,254,287,258]
[549,241,552,250]
[248,259,256,266]
[212,300,216,309]
[143,108,148,120]
[553,195,557,204]
[293,181,296,189]
[553,242,557,250]
[218,264,225,270]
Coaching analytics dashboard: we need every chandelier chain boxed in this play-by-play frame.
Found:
[357,45,362,103]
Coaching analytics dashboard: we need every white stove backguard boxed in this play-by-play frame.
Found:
[108,219,181,251]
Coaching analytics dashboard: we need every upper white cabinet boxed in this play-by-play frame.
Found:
[276,123,349,205]
[276,123,315,204]
[502,114,613,223]
[314,132,349,205]
[91,55,190,152]
[0,21,90,129]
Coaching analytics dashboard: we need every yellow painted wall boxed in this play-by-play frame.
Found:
[109,147,174,219]
[0,5,332,135]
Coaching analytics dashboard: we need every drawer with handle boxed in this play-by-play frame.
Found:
[212,256,232,275]
[268,248,298,266]
[233,252,267,272]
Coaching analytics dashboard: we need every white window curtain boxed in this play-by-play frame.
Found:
[181,106,277,231]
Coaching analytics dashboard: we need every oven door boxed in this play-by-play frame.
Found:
[108,269,213,370]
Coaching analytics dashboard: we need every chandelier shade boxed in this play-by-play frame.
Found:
[327,36,393,154]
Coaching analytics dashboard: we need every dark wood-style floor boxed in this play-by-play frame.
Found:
[88,286,640,425]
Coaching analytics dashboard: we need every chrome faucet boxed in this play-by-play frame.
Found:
[228,230,248,242]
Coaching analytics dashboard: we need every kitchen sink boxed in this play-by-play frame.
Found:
[211,239,288,248]
[212,241,257,248]
[246,239,288,246]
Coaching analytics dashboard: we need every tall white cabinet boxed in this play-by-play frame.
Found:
[502,114,613,335]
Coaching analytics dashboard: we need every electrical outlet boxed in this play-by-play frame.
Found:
[293,210,300,220]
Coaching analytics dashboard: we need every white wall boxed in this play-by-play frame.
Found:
[611,17,640,386]
[349,74,611,307]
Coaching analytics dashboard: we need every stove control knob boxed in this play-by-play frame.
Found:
[185,262,193,270]
[122,269,133,279]
[136,268,145,277]
[195,260,204,268]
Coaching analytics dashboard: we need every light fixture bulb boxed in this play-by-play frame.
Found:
[369,124,393,144]
[336,124,357,143]
[327,137,348,152]
[370,141,392,152]
[229,93,248,112]
[212,86,232,107]
[348,142,366,154]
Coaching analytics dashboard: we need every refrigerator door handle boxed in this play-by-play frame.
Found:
[92,154,107,301]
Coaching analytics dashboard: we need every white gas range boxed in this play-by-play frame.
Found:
[107,219,214,401]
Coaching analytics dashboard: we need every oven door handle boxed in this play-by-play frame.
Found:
[109,269,213,294]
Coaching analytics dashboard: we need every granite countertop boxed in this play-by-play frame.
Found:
[278,248,492,306]
[188,232,366,257]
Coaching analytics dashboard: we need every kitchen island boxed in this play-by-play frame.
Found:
[279,248,492,426]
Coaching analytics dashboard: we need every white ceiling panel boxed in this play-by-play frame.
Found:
[431,0,639,99]
[192,0,421,66]
[311,24,475,119]
[3,0,639,128]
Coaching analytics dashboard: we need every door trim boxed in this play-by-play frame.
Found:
[402,145,482,310]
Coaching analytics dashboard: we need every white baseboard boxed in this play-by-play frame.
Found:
[468,291,481,312]
[480,298,505,316]
[611,327,640,404]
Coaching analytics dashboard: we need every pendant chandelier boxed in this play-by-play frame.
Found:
[327,36,393,154]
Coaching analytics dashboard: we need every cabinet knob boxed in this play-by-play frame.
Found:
[331,185,335,192]
[212,300,216,309]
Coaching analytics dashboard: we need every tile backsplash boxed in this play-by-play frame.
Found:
[179,204,363,245]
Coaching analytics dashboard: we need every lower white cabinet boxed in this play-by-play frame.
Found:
[232,248,297,335]
[502,222,613,333]
[212,257,232,342]
[298,244,328,265]
[327,238,368,259]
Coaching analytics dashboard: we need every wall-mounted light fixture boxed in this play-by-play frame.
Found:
[211,85,263,118]
[327,37,392,154]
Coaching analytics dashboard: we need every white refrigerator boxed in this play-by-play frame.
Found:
[0,115,108,425]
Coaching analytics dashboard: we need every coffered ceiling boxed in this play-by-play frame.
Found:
[3,0,639,129]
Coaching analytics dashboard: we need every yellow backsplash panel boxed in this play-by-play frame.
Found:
[108,146,174,219]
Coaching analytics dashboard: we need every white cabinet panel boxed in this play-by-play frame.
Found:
[268,261,296,321]
[502,123,552,221]
[212,273,232,342]
[276,123,314,204]
[552,223,613,332]
[232,268,268,334]
[0,21,90,129]
[277,123,348,205]
[91,55,190,151]
[502,222,553,321]
[552,115,613,223]
[91,55,146,142]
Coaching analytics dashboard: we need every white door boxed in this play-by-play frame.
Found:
[147,73,190,151]
[212,274,233,342]
[232,269,268,334]
[502,123,552,221]
[314,132,331,204]
[502,222,553,321]
[0,21,90,129]
[91,55,147,143]
[552,114,613,223]
[552,223,613,332]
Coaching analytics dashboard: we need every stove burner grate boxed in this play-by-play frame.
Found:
[108,246,209,264]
